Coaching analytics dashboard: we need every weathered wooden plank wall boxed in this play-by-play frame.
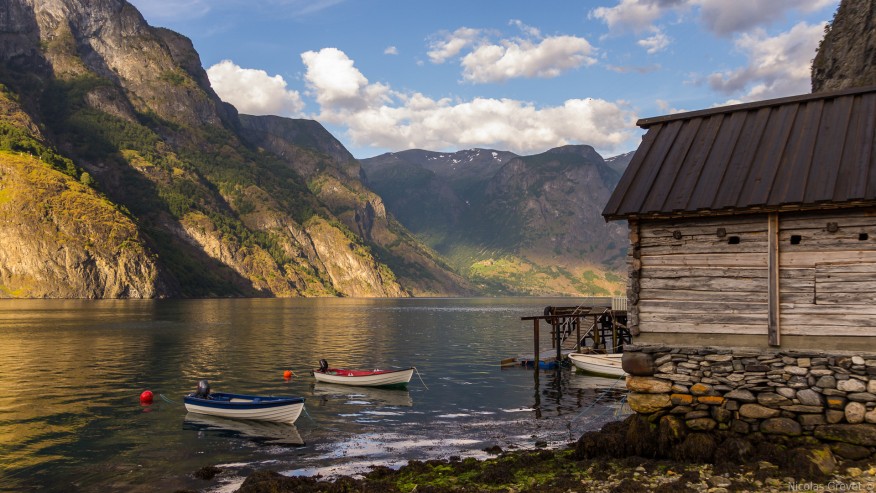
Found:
[635,215,768,336]
[779,209,876,336]
[632,208,876,343]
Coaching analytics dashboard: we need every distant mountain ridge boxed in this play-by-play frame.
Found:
[361,145,630,296]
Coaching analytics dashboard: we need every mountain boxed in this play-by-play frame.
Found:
[0,0,471,298]
[361,145,628,296]
[236,116,473,296]
[604,150,635,176]
[811,0,876,92]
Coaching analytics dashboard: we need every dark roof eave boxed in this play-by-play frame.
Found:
[636,84,876,128]
[603,200,876,222]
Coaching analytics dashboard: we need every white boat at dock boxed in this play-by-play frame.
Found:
[567,353,626,378]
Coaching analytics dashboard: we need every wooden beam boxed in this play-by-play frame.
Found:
[768,213,781,346]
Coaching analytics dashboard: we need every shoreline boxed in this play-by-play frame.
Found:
[224,447,876,493]
[180,414,876,493]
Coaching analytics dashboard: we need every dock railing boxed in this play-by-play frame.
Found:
[611,297,628,311]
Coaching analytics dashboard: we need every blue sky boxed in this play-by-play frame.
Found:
[128,0,839,159]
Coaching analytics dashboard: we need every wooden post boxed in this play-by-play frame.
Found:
[611,310,618,353]
[593,315,601,349]
[768,213,781,346]
[533,318,540,369]
[556,317,562,362]
[575,319,580,353]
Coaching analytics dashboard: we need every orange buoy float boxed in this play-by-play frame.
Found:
[283,370,293,379]
[139,390,154,405]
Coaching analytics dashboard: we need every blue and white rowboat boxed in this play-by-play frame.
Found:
[183,392,305,423]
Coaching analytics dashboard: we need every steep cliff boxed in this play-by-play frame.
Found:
[812,0,876,92]
[0,90,164,298]
[0,0,467,298]
[238,116,474,296]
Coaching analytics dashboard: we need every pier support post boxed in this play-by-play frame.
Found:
[533,318,540,370]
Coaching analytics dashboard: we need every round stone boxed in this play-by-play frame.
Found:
[838,379,867,393]
[628,392,672,413]
[739,403,780,419]
[760,417,802,436]
[846,402,867,424]
[626,376,673,393]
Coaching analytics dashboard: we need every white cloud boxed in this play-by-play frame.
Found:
[301,48,635,155]
[591,0,837,36]
[384,46,399,55]
[427,27,482,64]
[301,48,391,111]
[637,29,671,53]
[509,19,542,38]
[706,21,826,101]
[590,0,669,33]
[656,99,688,114]
[696,0,836,36]
[206,60,305,116]
[428,23,595,83]
[460,35,596,83]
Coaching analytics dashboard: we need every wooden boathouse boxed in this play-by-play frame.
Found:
[603,84,876,352]
[599,86,876,449]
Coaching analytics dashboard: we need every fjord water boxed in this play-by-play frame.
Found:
[0,298,627,492]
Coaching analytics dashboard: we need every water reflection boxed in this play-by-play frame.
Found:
[0,297,630,492]
[311,383,413,407]
[183,413,304,445]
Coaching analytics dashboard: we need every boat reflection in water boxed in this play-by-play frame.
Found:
[311,383,413,407]
[184,413,305,446]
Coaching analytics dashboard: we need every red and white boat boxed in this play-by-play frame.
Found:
[312,360,414,387]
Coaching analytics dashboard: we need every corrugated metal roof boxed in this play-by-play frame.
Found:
[603,85,876,220]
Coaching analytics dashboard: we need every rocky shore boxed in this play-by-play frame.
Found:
[179,413,876,492]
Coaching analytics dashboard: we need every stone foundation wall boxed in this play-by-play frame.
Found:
[622,345,876,459]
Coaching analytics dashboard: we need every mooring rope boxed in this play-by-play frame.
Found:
[413,367,429,390]
[298,405,351,438]
[159,393,181,405]
[568,374,629,432]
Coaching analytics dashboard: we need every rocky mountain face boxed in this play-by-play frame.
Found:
[812,0,876,92]
[361,146,629,296]
[0,0,470,298]
[237,116,474,296]
[0,90,164,297]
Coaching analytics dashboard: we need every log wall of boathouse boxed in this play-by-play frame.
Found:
[628,207,876,351]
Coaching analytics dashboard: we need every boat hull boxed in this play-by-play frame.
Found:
[313,368,414,387]
[183,392,305,423]
[568,353,626,378]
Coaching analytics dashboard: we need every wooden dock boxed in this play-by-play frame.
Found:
[513,299,630,369]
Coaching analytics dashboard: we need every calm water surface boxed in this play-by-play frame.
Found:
[0,298,628,492]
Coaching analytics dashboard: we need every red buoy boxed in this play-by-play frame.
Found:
[139,390,154,405]
[283,370,293,379]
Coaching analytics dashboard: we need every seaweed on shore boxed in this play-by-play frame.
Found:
[230,415,876,493]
